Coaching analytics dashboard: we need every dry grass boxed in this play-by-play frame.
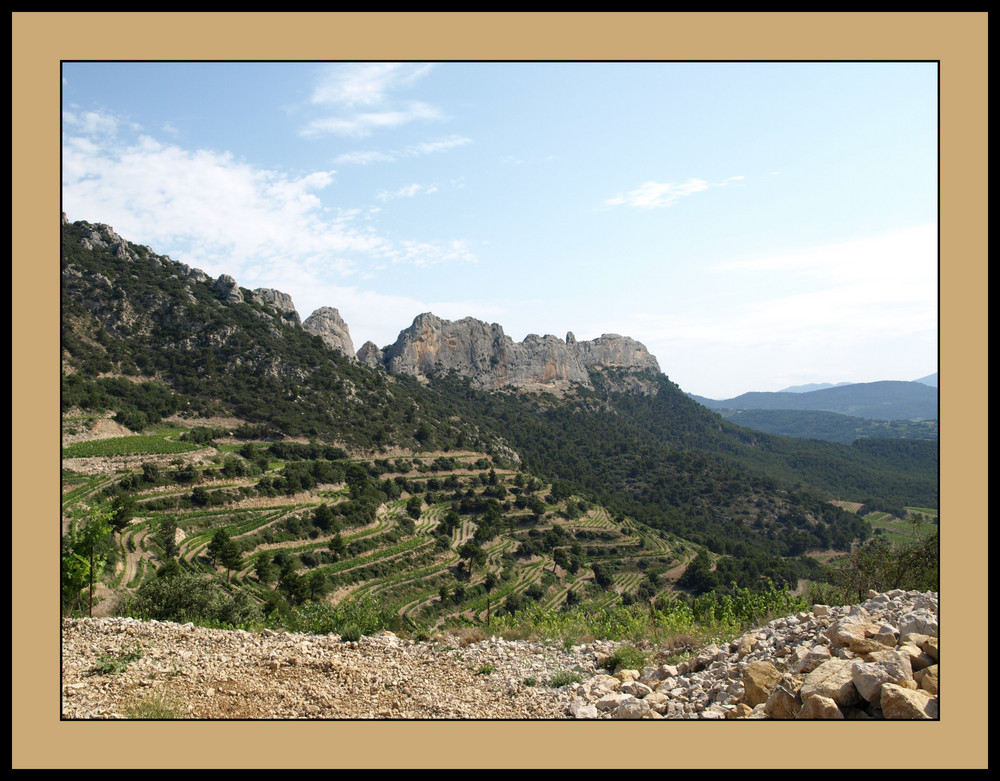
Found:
[123,685,186,719]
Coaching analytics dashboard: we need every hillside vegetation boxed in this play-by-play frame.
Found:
[60,218,939,641]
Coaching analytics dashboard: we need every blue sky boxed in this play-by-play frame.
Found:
[61,61,938,399]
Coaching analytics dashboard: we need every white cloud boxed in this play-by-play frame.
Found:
[62,108,478,312]
[376,183,439,202]
[63,128,373,271]
[334,134,471,165]
[62,108,137,137]
[605,178,710,209]
[720,223,937,289]
[612,224,938,396]
[310,63,434,108]
[604,175,746,209]
[384,239,477,268]
[301,101,442,138]
[332,149,396,165]
[303,63,442,138]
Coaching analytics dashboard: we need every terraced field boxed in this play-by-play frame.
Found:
[61,425,712,630]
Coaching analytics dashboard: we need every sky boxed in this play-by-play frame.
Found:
[61,61,938,399]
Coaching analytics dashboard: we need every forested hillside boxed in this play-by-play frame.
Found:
[60,218,939,629]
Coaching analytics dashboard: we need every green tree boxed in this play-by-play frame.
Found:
[307,571,329,601]
[591,563,614,591]
[827,531,939,602]
[61,506,113,616]
[328,532,347,560]
[108,492,136,534]
[156,558,183,579]
[459,540,487,574]
[219,539,243,582]
[141,461,160,485]
[313,502,335,531]
[207,528,230,566]
[255,556,275,587]
[158,518,178,558]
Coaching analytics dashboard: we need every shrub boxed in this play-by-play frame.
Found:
[125,572,262,627]
[606,645,648,673]
[548,670,582,688]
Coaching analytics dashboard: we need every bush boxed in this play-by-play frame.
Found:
[548,670,582,688]
[124,572,262,627]
[824,531,939,604]
[606,645,648,672]
[290,593,390,638]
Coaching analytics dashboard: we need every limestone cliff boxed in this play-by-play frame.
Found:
[253,288,301,326]
[356,340,384,368]
[379,312,661,392]
[303,307,356,361]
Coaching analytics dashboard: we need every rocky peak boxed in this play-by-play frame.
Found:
[74,221,141,263]
[303,307,356,360]
[253,288,301,326]
[356,340,384,368]
[213,275,244,304]
[577,333,661,374]
[379,312,661,392]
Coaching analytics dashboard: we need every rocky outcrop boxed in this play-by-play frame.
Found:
[75,222,141,263]
[63,219,659,385]
[576,333,661,373]
[253,288,301,326]
[379,312,661,391]
[563,589,939,720]
[213,275,244,305]
[356,340,384,368]
[303,307,356,360]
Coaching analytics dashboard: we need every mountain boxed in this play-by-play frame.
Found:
[777,382,854,394]
[60,217,938,602]
[377,312,660,393]
[303,307,356,361]
[913,373,938,388]
[691,381,938,422]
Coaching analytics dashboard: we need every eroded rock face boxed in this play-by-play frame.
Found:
[303,307,356,360]
[379,312,661,391]
[576,333,661,373]
[214,275,244,305]
[253,288,301,326]
[356,340,384,368]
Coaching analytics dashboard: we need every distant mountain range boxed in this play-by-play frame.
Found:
[690,380,937,421]
[688,377,938,444]
[776,374,937,394]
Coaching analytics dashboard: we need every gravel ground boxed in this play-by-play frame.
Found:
[61,617,612,719]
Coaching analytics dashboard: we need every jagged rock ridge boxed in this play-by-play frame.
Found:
[379,312,661,391]
[63,218,662,388]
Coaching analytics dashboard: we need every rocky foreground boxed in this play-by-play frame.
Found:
[61,589,938,720]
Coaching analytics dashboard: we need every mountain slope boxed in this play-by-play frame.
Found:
[60,217,938,596]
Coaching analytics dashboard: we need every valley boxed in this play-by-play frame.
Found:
[60,216,939,647]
